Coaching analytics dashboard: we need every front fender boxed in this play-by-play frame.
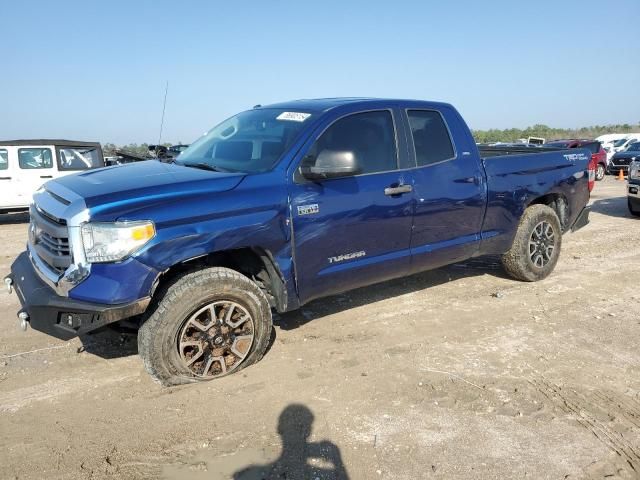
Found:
[135,207,290,271]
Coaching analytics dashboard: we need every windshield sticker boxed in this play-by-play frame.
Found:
[277,112,311,122]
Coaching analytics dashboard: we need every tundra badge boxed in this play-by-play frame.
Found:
[328,251,366,264]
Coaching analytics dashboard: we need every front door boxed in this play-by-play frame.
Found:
[15,146,56,206]
[289,110,414,304]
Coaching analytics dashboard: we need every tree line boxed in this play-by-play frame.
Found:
[472,123,640,144]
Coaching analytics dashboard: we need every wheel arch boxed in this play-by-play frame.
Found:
[527,193,569,231]
[150,247,288,313]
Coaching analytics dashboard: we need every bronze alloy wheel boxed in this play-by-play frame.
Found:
[177,300,255,378]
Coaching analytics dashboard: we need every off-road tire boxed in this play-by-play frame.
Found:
[629,199,640,217]
[502,204,563,282]
[138,267,272,386]
[595,163,605,181]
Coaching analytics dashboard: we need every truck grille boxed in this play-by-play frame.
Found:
[612,158,632,166]
[29,205,71,275]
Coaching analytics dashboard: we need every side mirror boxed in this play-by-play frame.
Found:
[300,150,360,180]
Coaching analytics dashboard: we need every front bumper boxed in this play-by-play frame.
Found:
[608,164,630,174]
[7,252,150,340]
[629,182,640,211]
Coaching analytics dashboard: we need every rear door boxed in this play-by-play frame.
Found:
[403,108,486,272]
[288,109,414,304]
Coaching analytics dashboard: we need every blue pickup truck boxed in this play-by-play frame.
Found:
[6,98,592,385]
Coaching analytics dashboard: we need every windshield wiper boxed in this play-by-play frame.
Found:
[180,162,226,172]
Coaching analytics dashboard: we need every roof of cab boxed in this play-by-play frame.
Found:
[0,139,101,147]
[258,97,452,112]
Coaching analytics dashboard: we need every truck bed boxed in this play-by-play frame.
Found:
[477,147,591,256]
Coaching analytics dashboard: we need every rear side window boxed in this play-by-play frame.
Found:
[581,142,600,154]
[407,110,455,166]
[0,149,7,170]
[18,148,53,169]
[306,110,397,175]
[58,146,102,170]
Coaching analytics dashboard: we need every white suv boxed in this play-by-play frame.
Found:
[0,140,104,212]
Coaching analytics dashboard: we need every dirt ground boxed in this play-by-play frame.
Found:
[1,177,639,480]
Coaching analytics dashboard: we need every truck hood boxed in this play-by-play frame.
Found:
[50,160,246,213]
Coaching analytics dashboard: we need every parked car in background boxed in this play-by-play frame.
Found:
[167,144,189,157]
[608,135,640,161]
[609,141,640,176]
[596,134,627,159]
[6,98,592,385]
[545,139,607,180]
[0,140,104,212]
[148,144,190,162]
[628,159,640,216]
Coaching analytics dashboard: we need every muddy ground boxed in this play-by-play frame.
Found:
[0,177,639,480]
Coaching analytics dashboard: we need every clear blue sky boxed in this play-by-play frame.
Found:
[2,0,639,145]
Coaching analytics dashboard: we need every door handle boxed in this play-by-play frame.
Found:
[40,175,53,179]
[0,177,11,180]
[384,184,413,196]
[460,176,481,184]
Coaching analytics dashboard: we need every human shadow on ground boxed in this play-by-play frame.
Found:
[233,404,349,480]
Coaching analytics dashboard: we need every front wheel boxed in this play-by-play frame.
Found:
[629,199,640,217]
[502,204,563,282]
[595,163,605,181]
[138,267,272,386]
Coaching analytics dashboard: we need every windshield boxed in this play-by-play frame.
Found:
[176,109,314,173]
[626,142,640,152]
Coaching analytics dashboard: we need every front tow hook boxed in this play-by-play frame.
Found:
[4,276,13,294]
[18,311,29,331]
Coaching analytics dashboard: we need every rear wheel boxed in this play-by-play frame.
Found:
[138,267,272,386]
[502,205,562,282]
[595,163,605,181]
[629,199,640,217]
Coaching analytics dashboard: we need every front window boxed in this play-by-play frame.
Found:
[301,110,398,176]
[613,139,627,147]
[58,146,102,170]
[0,149,7,170]
[18,148,53,169]
[176,109,315,173]
[626,142,640,152]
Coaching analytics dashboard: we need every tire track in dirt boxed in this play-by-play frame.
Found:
[0,373,138,413]
[529,373,640,475]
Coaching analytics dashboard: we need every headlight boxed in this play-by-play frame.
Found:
[81,221,155,263]
[630,160,640,180]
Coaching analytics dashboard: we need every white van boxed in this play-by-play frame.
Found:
[0,140,104,212]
